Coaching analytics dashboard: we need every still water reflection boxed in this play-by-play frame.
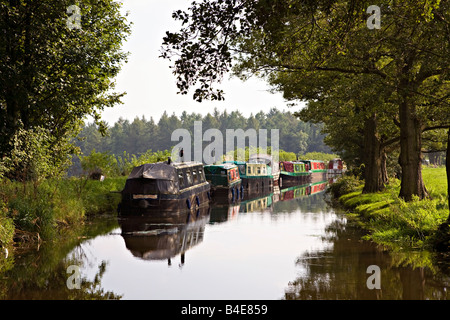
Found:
[1,181,449,299]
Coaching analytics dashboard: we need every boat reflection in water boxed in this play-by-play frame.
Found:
[279,180,328,201]
[118,205,210,266]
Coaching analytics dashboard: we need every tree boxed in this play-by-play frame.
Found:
[0,0,131,178]
[161,0,450,201]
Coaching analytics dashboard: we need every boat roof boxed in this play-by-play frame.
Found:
[204,163,237,170]
[127,161,203,181]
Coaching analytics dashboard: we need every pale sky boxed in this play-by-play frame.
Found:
[99,0,300,125]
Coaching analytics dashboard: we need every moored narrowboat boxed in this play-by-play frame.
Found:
[248,153,280,185]
[327,158,346,174]
[119,161,211,215]
[301,160,327,173]
[279,161,312,187]
[225,160,273,196]
[204,163,242,201]
[301,159,327,181]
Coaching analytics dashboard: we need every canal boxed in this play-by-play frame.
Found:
[1,181,449,300]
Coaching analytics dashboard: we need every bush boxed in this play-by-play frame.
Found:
[298,152,340,162]
[327,175,364,198]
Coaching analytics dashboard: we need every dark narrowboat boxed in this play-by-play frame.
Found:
[119,161,211,215]
[204,163,243,202]
[279,161,312,187]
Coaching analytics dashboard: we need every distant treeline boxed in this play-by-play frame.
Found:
[75,108,331,158]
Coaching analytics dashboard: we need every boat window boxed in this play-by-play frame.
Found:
[235,168,240,179]
[198,168,205,182]
[238,164,245,175]
[178,171,185,189]
[257,166,261,174]
[192,170,198,184]
[186,170,193,186]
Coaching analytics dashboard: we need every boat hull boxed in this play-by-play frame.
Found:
[119,182,211,215]
[279,172,311,187]
[210,181,243,204]
[241,176,273,197]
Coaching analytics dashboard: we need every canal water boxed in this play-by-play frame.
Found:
[1,181,449,300]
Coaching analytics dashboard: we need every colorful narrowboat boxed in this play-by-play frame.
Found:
[119,161,211,215]
[204,163,242,201]
[327,158,346,174]
[301,160,327,173]
[301,159,327,181]
[225,160,273,196]
[248,154,280,185]
[279,161,312,187]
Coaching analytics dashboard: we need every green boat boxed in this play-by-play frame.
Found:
[204,163,242,201]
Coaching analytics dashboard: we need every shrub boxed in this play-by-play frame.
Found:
[327,175,364,199]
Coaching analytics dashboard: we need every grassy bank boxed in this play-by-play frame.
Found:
[0,176,126,249]
[329,167,449,251]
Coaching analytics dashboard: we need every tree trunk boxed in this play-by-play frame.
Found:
[446,129,450,223]
[398,99,428,201]
[362,114,386,193]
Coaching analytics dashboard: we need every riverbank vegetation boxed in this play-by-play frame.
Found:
[0,176,125,249]
[329,167,449,251]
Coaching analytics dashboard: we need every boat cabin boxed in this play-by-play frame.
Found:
[120,161,210,214]
[249,154,280,184]
[204,163,241,188]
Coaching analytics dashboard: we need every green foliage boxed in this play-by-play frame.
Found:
[327,175,364,199]
[1,126,73,183]
[0,0,131,182]
[80,149,117,178]
[298,152,340,162]
[337,168,448,250]
[279,150,297,161]
[0,176,125,246]
[0,199,14,250]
